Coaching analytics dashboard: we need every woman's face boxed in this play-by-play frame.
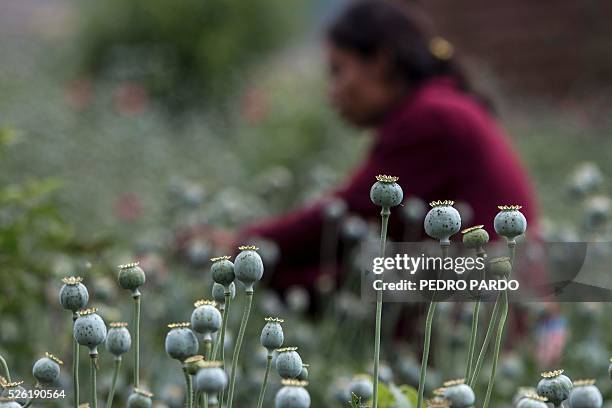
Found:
[327,44,404,127]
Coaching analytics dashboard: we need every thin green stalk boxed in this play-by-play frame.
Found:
[466,255,485,380]
[212,293,230,361]
[482,291,508,408]
[0,353,11,382]
[468,298,500,387]
[72,313,80,408]
[372,207,390,408]
[204,393,208,408]
[194,391,201,408]
[416,244,447,408]
[465,300,480,380]
[133,292,141,388]
[227,290,254,408]
[257,354,273,408]
[416,301,437,408]
[91,356,98,408]
[106,357,122,408]
[215,292,231,408]
[183,366,193,408]
[482,241,515,407]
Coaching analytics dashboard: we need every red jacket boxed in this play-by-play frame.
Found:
[243,76,539,292]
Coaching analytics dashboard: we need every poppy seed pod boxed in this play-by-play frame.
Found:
[536,369,572,406]
[349,375,373,401]
[260,317,284,352]
[127,388,153,408]
[184,355,205,376]
[370,175,403,208]
[297,364,309,381]
[441,379,475,408]
[513,387,537,406]
[165,323,199,362]
[568,379,602,408]
[461,225,489,249]
[517,393,549,408]
[194,361,228,394]
[118,262,146,294]
[74,308,107,356]
[59,276,89,312]
[1,381,27,405]
[212,282,236,305]
[105,322,132,357]
[211,256,235,288]
[234,246,264,291]
[494,205,527,243]
[32,353,62,386]
[487,257,512,278]
[275,380,311,408]
[275,347,303,379]
[424,201,462,245]
[191,300,222,340]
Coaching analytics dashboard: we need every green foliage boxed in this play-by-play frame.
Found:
[399,385,420,408]
[77,0,306,108]
[0,126,88,362]
[377,383,395,408]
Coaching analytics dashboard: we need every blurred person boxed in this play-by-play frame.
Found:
[228,0,540,287]
[196,0,563,362]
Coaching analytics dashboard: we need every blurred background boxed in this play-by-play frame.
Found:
[1,0,612,407]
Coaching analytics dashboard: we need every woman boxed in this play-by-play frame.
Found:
[233,0,539,289]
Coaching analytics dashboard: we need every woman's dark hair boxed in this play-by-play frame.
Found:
[327,0,493,111]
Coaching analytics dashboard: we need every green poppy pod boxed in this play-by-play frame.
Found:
[536,369,572,406]
[441,379,475,408]
[260,317,284,352]
[105,322,132,357]
[297,364,309,381]
[487,257,512,278]
[424,200,462,245]
[0,381,27,405]
[370,175,403,208]
[118,262,146,294]
[517,393,549,408]
[165,323,199,362]
[211,256,235,288]
[32,353,62,386]
[494,205,527,243]
[191,300,222,340]
[568,379,602,408]
[127,388,153,408]
[59,276,89,312]
[73,308,107,356]
[275,380,311,408]
[275,347,303,379]
[212,282,236,305]
[234,246,264,291]
[194,361,227,394]
[461,225,489,249]
[183,355,205,376]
